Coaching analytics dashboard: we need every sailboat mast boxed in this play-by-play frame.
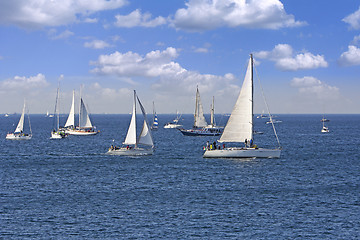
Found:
[210,96,215,127]
[134,90,138,148]
[79,85,82,128]
[250,54,254,141]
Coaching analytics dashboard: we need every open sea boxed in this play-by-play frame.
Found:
[1,114,359,239]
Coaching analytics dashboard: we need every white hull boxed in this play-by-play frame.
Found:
[6,133,32,140]
[203,147,281,158]
[164,123,182,129]
[50,131,67,139]
[106,147,153,156]
[65,129,99,135]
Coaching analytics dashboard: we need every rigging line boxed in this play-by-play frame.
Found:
[253,63,281,149]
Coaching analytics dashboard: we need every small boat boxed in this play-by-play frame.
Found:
[179,91,223,136]
[107,90,154,156]
[164,111,183,129]
[6,101,32,140]
[321,117,329,133]
[151,101,159,131]
[4,113,9,117]
[266,119,282,124]
[64,89,99,135]
[203,54,281,158]
[50,81,67,139]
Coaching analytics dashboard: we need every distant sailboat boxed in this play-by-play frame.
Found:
[164,111,183,129]
[107,90,154,155]
[65,89,99,135]
[151,101,159,131]
[203,54,281,158]
[321,115,329,133]
[50,82,67,139]
[179,87,222,136]
[6,101,32,140]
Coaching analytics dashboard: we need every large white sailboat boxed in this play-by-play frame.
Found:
[6,101,32,140]
[203,54,281,158]
[179,87,222,136]
[50,83,67,139]
[107,90,154,155]
[64,90,99,136]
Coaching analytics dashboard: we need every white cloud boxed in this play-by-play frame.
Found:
[291,76,340,100]
[338,45,360,66]
[48,29,74,40]
[0,73,49,91]
[0,0,128,29]
[254,44,328,71]
[342,7,360,30]
[114,9,166,28]
[172,0,306,31]
[84,39,112,49]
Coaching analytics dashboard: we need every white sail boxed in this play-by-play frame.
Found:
[14,102,25,133]
[219,56,253,143]
[79,98,93,128]
[137,95,154,146]
[65,90,75,127]
[194,86,208,128]
[124,91,137,145]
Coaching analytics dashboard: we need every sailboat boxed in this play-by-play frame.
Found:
[50,82,67,139]
[6,101,32,140]
[164,111,183,129]
[151,101,159,130]
[65,89,99,135]
[179,87,222,136]
[203,54,281,158]
[107,90,154,155]
[321,116,329,133]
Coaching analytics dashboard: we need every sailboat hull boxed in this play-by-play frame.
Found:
[203,147,281,158]
[6,133,32,140]
[106,147,153,156]
[65,128,99,135]
[50,131,67,139]
[179,128,222,136]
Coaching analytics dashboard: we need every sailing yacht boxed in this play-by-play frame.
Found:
[203,54,281,158]
[321,118,329,133]
[64,90,99,135]
[151,101,159,130]
[179,87,222,136]
[164,111,183,129]
[50,83,67,139]
[6,101,32,140]
[107,90,154,155]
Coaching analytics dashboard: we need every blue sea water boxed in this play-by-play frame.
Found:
[1,114,359,239]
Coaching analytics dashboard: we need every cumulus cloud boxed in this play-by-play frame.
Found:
[84,39,112,49]
[114,9,166,28]
[0,0,128,29]
[338,45,360,66]
[90,47,239,97]
[342,7,360,30]
[291,76,340,100]
[254,44,328,71]
[0,73,49,90]
[172,0,306,31]
[48,29,74,40]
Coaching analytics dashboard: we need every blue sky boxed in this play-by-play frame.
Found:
[0,0,360,114]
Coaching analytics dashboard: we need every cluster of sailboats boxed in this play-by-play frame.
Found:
[5,54,332,158]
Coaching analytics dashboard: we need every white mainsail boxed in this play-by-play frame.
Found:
[137,96,154,146]
[124,91,137,145]
[79,98,93,128]
[65,90,75,127]
[15,102,26,133]
[194,86,208,128]
[219,55,253,143]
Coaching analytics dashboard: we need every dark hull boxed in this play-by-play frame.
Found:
[179,128,222,136]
